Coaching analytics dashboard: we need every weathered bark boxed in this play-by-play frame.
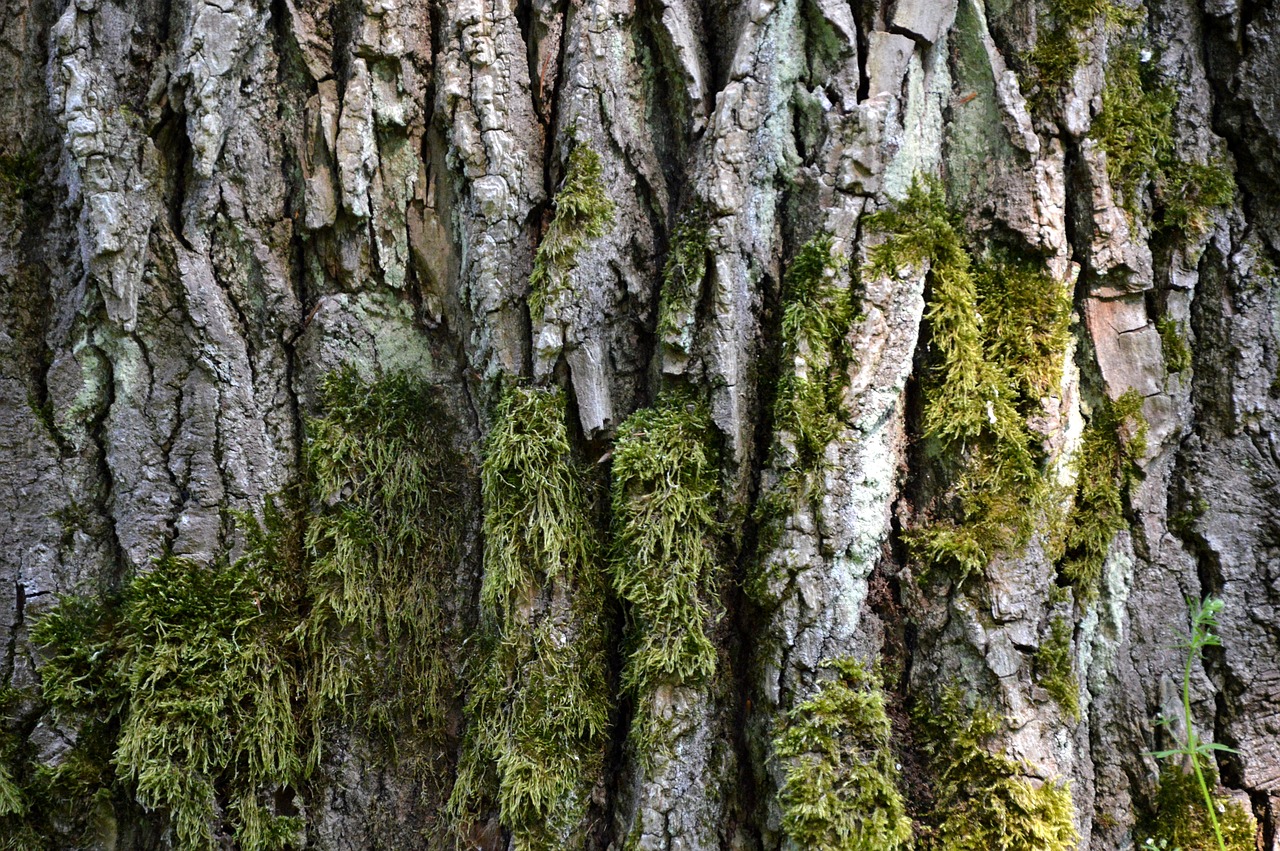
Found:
[2,0,1279,848]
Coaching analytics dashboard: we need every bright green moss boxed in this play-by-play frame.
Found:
[611,393,720,694]
[1034,617,1080,720]
[773,659,912,851]
[657,206,710,359]
[868,180,1071,585]
[530,144,616,317]
[1058,390,1147,597]
[451,385,610,850]
[915,686,1079,851]
[1025,26,1084,113]
[1095,47,1235,234]
[300,367,466,750]
[774,232,856,473]
[1157,316,1192,373]
[1140,765,1257,851]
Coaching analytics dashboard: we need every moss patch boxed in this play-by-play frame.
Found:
[915,686,1079,850]
[530,144,616,317]
[1139,765,1257,851]
[450,385,610,850]
[610,393,720,702]
[657,206,710,361]
[1094,47,1235,235]
[1057,390,1146,597]
[1156,315,1192,374]
[867,180,1071,585]
[773,659,912,851]
[1034,616,1081,720]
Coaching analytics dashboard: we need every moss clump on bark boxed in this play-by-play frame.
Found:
[868,180,1071,585]
[657,206,711,361]
[451,385,610,850]
[610,393,721,698]
[1157,315,1192,374]
[1034,617,1081,720]
[773,659,912,851]
[915,686,1079,851]
[1024,0,1141,113]
[1058,390,1147,597]
[530,144,616,317]
[773,232,857,475]
[1094,47,1235,235]
[300,367,466,751]
[1140,765,1257,851]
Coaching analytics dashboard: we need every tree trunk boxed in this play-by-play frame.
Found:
[2,0,1278,848]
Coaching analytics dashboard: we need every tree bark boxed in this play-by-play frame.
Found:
[2,0,1279,848]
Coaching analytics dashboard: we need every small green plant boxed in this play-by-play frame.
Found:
[1143,598,1257,851]
[1058,390,1147,596]
[915,686,1079,850]
[1034,616,1081,720]
[1157,316,1192,373]
[773,659,913,850]
[451,384,610,850]
[530,144,616,316]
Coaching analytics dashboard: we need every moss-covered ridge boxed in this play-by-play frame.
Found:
[451,384,610,850]
[530,143,616,317]
[773,659,912,851]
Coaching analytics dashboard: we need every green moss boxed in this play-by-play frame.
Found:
[657,206,710,359]
[530,144,616,317]
[1139,765,1257,851]
[451,385,610,850]
[1157,316,1192,373]
[1023,0,1141,113]
[915,686,1079,851]
[1034,617,1080,720]
[611,393,721,696]
[773,232,856,474]
[1094,47,1235,235]
[773,659,912,851]
[0,149,40,202]
[868,180,1071,585]
[300,367,466,750]
[1058,390,1146,597]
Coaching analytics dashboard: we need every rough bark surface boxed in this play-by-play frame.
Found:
[2,0,1279,848]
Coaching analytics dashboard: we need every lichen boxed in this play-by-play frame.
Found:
[1139,765,1257,851]
[773,659,913,851]
[1094,46,1235,234]
[867,180,1071,585]
[915,686,1079,851]
[773,232,857,475]
[1058,390,1147,597]
[529,144,616,317]
[610,393,721,699]
[1034,617,1081,720]
[1157,316,1192,373]
[450,385,610,850]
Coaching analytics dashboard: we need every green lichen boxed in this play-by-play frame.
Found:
[773,232,856,474]
[530,144,616,317]
[915,686,1079,851]
[1140,765,1257,851]
[1094,47,1235,235]
[299,367,466,751]
[1034,617,1081,720]
[610,393,721,697]
[450,385,610,850]
[657,206,711,359]
[868,180,1071,585]
[1157,316,1192,373]
[1058,390,1147,597]
[773,659,913,851]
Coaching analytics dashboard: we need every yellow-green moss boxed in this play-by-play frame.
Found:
[1094,47,1235,234]
[450,385,610,850]
[773,659,912,851]
[868,180,1071,585]
[1023,0,1141,113]
[299,367,466,750]
[611,393,720,693]
[1157,316,1192,373]
[1140,765,1257,851]
[530,144,616,317]
[1034,617,1081,720]
[773,232,856,474]
[1058,390,1147,597]
[915,686,1079,851]
[657,206,710,360]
